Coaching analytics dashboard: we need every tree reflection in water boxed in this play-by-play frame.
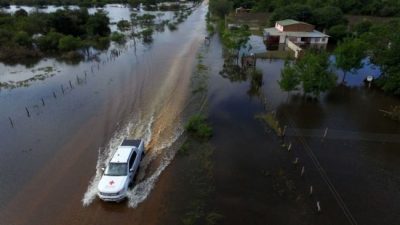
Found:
[219,56,264,98]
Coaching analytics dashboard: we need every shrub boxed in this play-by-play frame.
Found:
[117,19,131,31]
[328,24,350,42]
[36,31,63,51]
[168,23,177,31]
[58,35,82,51]
[13,31,31,47]
[110,32,126,44]
[185,115,213,139]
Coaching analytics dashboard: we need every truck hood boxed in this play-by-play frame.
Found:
[98,176,128,193]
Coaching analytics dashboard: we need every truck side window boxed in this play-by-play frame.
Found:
[129,151,137,169]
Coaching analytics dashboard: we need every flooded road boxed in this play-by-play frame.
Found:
[1,2,400,225]
[0,2,207,225]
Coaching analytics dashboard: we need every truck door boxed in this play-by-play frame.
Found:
[129,151,137,178]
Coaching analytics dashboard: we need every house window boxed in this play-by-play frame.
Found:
[321,38,326,42]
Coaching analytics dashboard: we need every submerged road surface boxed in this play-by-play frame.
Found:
[0,2,207,225]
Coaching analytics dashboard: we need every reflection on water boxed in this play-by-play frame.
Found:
[0,4,177,82]
[208,33,400,225]
[0,3,206,222]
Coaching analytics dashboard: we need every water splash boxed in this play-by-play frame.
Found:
[81,122,132,206]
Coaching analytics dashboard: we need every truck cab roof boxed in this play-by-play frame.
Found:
[110,139,142,163]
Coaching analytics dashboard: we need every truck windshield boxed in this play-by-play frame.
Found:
[104,163,127,176]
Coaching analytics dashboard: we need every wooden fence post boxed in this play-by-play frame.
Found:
[9,117,14,128]
[25,107,30,118]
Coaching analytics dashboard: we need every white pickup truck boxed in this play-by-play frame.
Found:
[97,139,145,202]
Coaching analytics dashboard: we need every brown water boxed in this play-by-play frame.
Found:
[0,2,207,225]
[1,2,400,225]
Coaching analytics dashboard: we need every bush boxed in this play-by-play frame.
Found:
[93,36,110,50]
[185,115,213,139]
[353,20,372,36]
[117,19,131,31]
[110,32,126,44]
[168,23,177,31]
[15,9,28,17]
[58,35,82,51]
[141,28,154,43]
[36,31,63,51]
[328,24,350,42]
[13,31,31,47]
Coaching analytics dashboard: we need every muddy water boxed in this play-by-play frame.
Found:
[1,3,400,225]
[0,2,207,225]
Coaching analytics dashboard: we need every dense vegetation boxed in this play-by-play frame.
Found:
[361,20,400,95]
[0,8,111,62]
[279,51,336,97]
[278,19,400,96]
[0,0,201,8]
[229,0,400,17]
[209,0,400,96]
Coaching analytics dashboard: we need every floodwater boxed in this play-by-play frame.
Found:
[203,35,400,225]
[1,2,400,225]
[0,2,207,225]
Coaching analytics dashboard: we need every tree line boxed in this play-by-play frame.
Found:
[0,8,111,63]
[229,0,400,17]
[0,0,201,8]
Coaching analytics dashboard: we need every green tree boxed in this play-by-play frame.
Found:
[36,31,63,51]
[297,51,337,97]
[353,20,372,36]
[128,0,141,8]
[136,14,156,26]
[0,28,13,45]
[221,25,251,64]
[86,11,110,37]
[312,6,346,29]
[362,20,400,95]
[269,4,314,26]
[13,31,32,47]
[141,28,154,43]
[15,9,28,17]
[58,35,82,51]
[278,52,336,97]
[334,38,367,82]
[278,60,300,95]
[110,32,126,44]
[327,24,349,42]
[209,0,233,18]
[117,20,131,31]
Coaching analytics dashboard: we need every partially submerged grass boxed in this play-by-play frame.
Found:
[179,141,221,225]
[185,115,213,140]
[255,112,283,136]
[0,67,59,89]
[178,140,190,156]
[179,45,222,225]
